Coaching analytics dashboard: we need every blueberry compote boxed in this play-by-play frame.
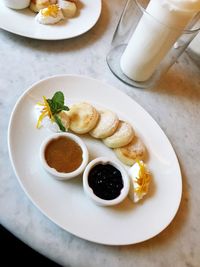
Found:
[88,163,124,200]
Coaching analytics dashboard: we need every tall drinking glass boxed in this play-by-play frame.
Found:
[107,0,200,89]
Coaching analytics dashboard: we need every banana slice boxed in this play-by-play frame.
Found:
[114,136,146,166]
[68,102,99,134]
[103,121,134,148]
[90,109,119,139]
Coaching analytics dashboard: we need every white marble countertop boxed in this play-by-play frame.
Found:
[1,1,200,266]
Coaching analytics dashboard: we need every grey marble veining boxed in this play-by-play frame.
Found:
[1,1,200,266]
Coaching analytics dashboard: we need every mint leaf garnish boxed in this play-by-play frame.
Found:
[47,91,69,131]
[47,91,69,115]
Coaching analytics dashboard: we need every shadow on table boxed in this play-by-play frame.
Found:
[0,224,61,266]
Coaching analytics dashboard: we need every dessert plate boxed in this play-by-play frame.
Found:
[0,0,101,40]
[8,75,182,245]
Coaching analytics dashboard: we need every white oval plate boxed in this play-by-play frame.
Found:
[0,1,101,40]
[8,75,182,245]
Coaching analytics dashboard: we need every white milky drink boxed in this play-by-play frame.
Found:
[120,0,200,82]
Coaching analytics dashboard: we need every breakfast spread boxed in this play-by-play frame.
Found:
[88,163,124,201]
[40,132,89,179]
[44,135,83,173]
[83,157,130,206]
[36,91,152,204]
[3,0,78,25]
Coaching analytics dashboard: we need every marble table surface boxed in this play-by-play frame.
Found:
[1,1,200,266]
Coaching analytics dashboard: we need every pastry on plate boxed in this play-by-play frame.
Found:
[114,136,146,165]
[103,121,134,148]
[90,109,119,139]
[36,4,64,24]
[30,0,57,13]
[68,102,99,134]
[58,0,77,17]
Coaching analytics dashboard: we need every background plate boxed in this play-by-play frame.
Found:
[0,1,101,40]
[8,75,182,245]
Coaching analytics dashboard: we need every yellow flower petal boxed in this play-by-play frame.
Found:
[36,96,54,128]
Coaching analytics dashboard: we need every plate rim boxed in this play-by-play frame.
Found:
[0,0,102,40]
[7,74,182,245]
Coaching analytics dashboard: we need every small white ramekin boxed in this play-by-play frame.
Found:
[40,132,89,180]
[83,157,130,206]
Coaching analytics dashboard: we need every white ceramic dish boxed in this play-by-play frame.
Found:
[83,157,130,206]
[8,75,182,245]
[40,132,89,180]
[0,0,102,40]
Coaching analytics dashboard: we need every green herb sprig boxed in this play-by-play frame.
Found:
[48,91,69,131]
[47,91,69,115]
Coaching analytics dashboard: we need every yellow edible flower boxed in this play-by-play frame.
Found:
[134,160,150,196]
[36,96,53,128]
[41,4,59,18]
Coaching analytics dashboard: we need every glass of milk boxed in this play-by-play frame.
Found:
[107,0,200,89]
